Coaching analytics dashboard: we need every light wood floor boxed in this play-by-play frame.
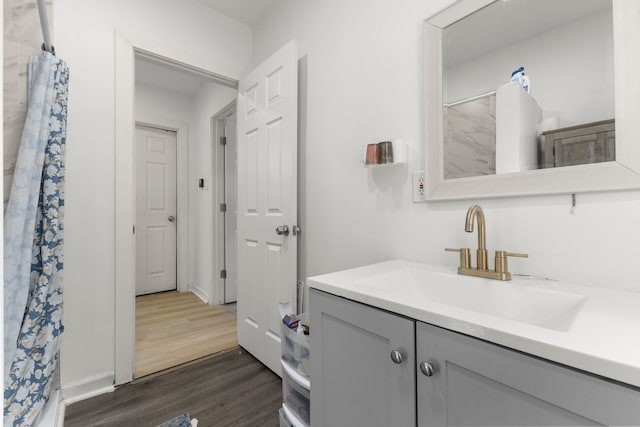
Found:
[135,291,238,378]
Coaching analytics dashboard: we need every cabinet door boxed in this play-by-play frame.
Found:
[310,289,416,427]
[549,131,615,167]
[417,321,640,426]
[543,120,615,168]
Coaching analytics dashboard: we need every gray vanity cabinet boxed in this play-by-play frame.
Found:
[309,289,416,427]
[310,289,640,426]
[417,321,640,426]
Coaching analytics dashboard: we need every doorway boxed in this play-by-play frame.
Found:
[129,50,239,379]
[115,31,243,384]
[115,31,299,384]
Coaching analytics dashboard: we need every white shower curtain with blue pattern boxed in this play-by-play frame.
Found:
[4,51,68,427]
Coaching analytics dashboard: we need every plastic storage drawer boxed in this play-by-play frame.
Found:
[282,360,310,427]
[281,313,311,378]
[279,407,294,427]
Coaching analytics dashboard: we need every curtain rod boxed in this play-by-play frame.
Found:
[443,90,496,108]
[36,0,54,53]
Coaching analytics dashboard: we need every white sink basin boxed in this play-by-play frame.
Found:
[356,268,586,331]
[309,260,640,387]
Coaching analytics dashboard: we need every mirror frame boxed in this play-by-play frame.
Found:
[424,0,640,201]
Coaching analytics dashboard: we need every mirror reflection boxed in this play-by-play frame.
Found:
[442,0,614,180]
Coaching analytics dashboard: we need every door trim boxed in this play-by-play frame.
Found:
[211,101,236,305]
[114,30,239,385]
[135,119,187,294]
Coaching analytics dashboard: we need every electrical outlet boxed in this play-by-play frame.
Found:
[412,170,426,203]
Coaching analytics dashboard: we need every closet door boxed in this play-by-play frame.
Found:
[135,125,177,295]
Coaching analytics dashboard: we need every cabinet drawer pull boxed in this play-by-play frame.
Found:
[390,350,404,364]
[420,361,435,377]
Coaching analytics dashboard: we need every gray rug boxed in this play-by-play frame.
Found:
[156,413,192,427]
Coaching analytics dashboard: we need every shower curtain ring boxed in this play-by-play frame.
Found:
[41,42,55,55]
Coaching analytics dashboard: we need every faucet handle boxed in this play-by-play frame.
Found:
[445,247,471,269]
[494,251,528,275]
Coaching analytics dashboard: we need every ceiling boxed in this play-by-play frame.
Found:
[196,0,277,25]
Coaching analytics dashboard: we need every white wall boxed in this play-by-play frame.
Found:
[135,83,194,125]
[253,0,640,300]
[189,82,237,302]
[54,0,251,396]
[444,9,614,128]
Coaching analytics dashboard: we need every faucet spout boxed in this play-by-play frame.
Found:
[446,203,528,280]
[465,204,488,270]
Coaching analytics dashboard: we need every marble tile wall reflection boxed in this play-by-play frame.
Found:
[3,0,52,204]
[443,95,496,180]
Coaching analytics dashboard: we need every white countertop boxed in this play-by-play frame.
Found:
[307,260,640,388]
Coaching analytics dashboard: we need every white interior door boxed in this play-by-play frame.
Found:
[236,40,298,375]
[224,112,238,303]
[135,125,177,296]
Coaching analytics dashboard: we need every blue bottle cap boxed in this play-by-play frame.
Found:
[511,66,524,77]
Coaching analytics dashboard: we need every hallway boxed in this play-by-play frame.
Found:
[135,291,237,378]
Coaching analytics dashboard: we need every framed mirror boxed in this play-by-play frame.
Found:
[424,0,640,200]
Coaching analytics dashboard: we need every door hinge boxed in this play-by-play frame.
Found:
[133,225,135,234]
[220,269,227,279]
[220,203,227,212]
[220,136,227,146]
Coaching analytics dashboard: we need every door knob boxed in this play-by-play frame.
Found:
[390,349,404,364]
[275,225,289,236]
[419,361,435,377]
[168,216,176,222]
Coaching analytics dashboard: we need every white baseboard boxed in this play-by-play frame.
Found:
[190,285,209,304]
[55,399,65,427]
[61,372,114,405]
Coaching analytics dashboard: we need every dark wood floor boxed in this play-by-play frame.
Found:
[65,347,282,427]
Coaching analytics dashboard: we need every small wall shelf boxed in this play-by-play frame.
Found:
[362,139,407,168]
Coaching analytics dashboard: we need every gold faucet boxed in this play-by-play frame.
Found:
[465,204,488,270]
[446,204,528,281]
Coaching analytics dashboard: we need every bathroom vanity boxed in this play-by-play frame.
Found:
[308,260,640,426]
